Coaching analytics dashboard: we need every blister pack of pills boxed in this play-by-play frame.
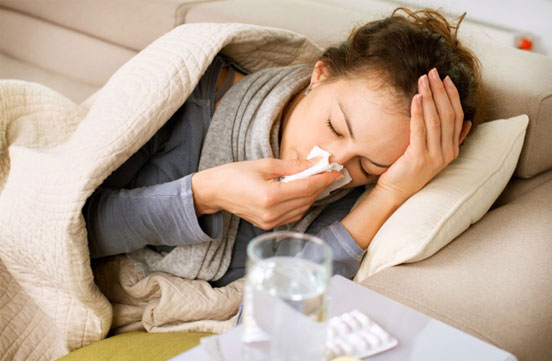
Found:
[326,309,398,359]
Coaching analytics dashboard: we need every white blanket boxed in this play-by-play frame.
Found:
[0,23,324,360]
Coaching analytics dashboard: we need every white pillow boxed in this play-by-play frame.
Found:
[353,114,529,282]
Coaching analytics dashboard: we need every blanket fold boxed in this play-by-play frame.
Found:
[0,22,331,360]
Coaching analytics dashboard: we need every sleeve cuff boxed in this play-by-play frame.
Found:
[181,174,223,242]
[327,221,365,262]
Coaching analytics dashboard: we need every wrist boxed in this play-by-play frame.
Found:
[342,185,407,250]
[374,183,411,206]
[191,170,220,216]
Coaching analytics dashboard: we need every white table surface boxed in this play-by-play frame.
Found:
[170,275,518,361]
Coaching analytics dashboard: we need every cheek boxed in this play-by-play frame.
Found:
[295,125,332,159]
[289,101,335,159]
[345,168,366,187]
[341,162,379,187]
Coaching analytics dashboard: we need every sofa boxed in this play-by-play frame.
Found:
[0,1,551,360]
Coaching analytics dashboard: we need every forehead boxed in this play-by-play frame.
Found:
[331,77,409,131]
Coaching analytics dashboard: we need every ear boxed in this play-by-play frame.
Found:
[459,120,472,144]
[309,60,330,88]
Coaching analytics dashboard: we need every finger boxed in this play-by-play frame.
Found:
[275,171,343,201]
[263,191,315,218]
[419,73,442,158]
[428,68,455,160]
[410,94,426,153]
[262,157,323,178]
[253,196,313,229]
[443,75,465,152]
[269,202,312,228]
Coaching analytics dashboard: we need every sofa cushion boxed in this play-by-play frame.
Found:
[354,115,528,280]
[0,0,216,51]
[56,330,212,360]
[361,177,552,361]
[492,168,552,209]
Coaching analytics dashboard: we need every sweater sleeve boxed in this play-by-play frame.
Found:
[305,186,367,279]
[84,173,223,258]
[313,222,365,279]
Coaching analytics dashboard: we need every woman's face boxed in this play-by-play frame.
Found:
[279,61,411,188]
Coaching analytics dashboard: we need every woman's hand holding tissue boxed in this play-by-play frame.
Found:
[374,70,471,204]
[191,158,343,230]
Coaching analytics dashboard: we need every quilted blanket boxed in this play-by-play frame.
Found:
[0,23,323,360]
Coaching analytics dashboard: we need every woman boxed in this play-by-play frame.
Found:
[83,7,481,287]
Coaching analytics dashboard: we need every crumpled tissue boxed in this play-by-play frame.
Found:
[280,145,352,200]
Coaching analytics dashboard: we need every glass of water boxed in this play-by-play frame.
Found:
[241,231,333,361]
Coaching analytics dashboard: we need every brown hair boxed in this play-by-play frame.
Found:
[316,7,484,131]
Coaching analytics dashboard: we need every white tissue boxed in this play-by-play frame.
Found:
[280,146,352,200]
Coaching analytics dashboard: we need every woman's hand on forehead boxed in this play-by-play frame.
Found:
[371,67,471,203]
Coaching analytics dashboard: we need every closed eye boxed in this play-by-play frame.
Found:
[326,119,342,137]
[327,118,378,179]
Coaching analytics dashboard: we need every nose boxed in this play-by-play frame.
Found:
[328,146,355,167]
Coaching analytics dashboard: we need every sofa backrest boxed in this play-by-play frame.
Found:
[0,0,212,51]
[185,0,552,179]
[1,0,551,178]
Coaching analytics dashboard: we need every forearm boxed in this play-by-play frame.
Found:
[341,186,406,250]
[84,175,222,258]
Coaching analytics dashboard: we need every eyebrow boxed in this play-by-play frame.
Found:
[337,99,392,169]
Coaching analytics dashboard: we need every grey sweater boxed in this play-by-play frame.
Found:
[83,54,366,287]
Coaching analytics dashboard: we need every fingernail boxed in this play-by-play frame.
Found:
[444,76,452,87]
[421,75,429,89]
[431,68,439,81]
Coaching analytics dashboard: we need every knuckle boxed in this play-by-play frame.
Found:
[429,117,441,128]
[443,148,455,163]
[261,210,274,223]
[453,148,459,159]
[259,189,276,207]
[458,109,464,120]
[259,195,270,207]
[297,205,309,216]
[265,189,277,206]
[415,124,426,136]
[259,222,272,231]
[444,109,455,121]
